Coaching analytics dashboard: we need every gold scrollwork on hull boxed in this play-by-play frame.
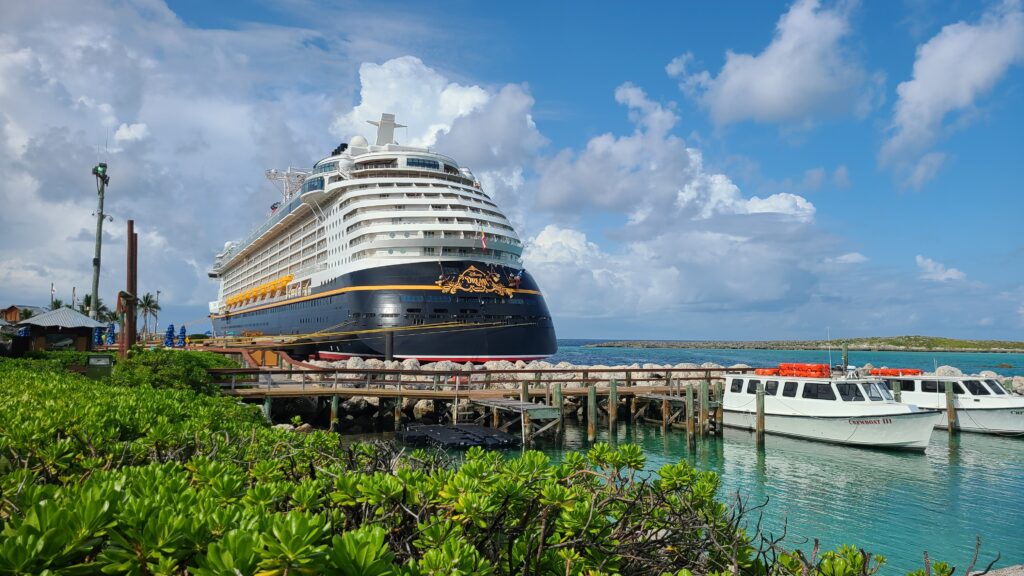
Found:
[435,266,515,298]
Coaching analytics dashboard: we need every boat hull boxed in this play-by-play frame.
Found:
[210,261,557,361]
[937,407,1024,435]
[722,409,942,450]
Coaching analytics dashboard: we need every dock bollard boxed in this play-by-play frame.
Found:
[587,385,597,442]
[755,380,765,447]
[945,382,957,433]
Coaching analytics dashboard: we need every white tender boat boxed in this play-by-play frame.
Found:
[879,376,1024,436]
[723,374,942,450]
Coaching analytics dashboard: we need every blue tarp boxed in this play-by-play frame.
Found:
[106,323,116,345]
[93,327,103,346]
[164,324,175,348]
[176,326,186,348]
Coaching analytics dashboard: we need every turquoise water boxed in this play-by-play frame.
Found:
[521,423,1024,574]
[550,339,1024,377]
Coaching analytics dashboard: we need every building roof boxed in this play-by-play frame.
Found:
[3,304,48,314]
[17,307,106,329]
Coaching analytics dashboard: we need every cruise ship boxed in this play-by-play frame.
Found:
[208,113,557,361]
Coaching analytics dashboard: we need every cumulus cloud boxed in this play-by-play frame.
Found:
[916,255,966,282]
[114,122,148,143]
[331,56,489,147]
[670,0,880,126]
[826,252,867,265]
[880,1,1024,187]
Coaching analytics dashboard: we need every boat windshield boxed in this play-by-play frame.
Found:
[862,383,883,401]
[836,382,865,401]
[877,383,893,400]
[962,380,991,395]
[984,379,1008,395]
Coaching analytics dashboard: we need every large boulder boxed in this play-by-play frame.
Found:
[515,360,528,369]
[346,357,365,370]
[365,358,385,370]
[935,365,963,377]
[1012,376,1024,396]
[978,370,1000,378]
[412,399,434,419]
[401,358,421,371]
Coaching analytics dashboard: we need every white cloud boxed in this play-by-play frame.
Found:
[880,1,1024,187]
[331,56,489,148]
[671,0,879,126]
[827,252,867,265]
[114,122,148,142]
[916,255,966,282]
[832,165,851,188]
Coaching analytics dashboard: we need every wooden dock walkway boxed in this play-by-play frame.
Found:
[209,365,749,444]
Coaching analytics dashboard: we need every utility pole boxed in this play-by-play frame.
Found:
[89,163,110,319]
[155,290,161,334]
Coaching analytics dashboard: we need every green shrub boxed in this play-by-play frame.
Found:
[23,350,99,368]
[111,348,238,394]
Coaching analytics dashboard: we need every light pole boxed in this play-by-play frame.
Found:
[155,290,161,335]
[89,163,110,319]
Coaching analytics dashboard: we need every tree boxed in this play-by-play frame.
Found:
[50,298,63,310]
[78,295,109,319]
[138,292,161,337]
[19,308,35,320]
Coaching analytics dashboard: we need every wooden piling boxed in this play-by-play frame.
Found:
[262,397,272,421]
[394,375,403,430]
[685,384,695,446]
[661,398,670,433]
[608,379,618,432]
[945,382,957,433]
[699,377,710,437]
[841,343,849,369]
[587,385,597,442]
[714,380,724,436]
[892,381,902,403]
[329,395,339,432]
[491,406,500,429]
[521,380,529,404]
[755,380,765,447]
[553,381,564,435]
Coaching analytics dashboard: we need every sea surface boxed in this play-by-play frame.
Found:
[517,423,1024,575]
[549,339,1024,377]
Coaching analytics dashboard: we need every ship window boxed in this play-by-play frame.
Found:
[407,158,440,169]
[730,379,743,393]
[962,380,991,395]
[836,383,865,401]
[921,380,939,393]
[985,379,1008,395]
[433,308,448,313]
[765,381,778,395]
[405,308,421,313]
[862,383,883,401]
[782,382,798,397]
[746,379,760,394]
[802,383,836,401]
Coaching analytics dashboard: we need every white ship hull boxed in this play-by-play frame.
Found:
[723,409,942,450]
[937,407,1024,435]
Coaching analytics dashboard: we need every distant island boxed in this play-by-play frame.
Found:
[585,335,1024,354]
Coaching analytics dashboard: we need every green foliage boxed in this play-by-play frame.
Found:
[0,359,960,575]
[24,350,103,368]
[111,348,238,394]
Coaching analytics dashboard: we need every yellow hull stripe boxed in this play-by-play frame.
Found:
[210,284,542,319]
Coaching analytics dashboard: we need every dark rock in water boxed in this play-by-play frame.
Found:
[997,362,1014,369]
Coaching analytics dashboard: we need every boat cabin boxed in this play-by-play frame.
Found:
[881,377,1010,397]
[727,376,894,402]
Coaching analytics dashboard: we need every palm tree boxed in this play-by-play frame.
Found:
[78,295,110,318]
[19,308,34,321]
[138,292,160,338]
[50,298,63,310]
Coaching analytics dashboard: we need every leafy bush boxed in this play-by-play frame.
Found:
[0,359,967,575]
[111,348,238,394]
[23,350,102,368]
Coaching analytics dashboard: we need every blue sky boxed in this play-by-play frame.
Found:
[1,0,1022,340]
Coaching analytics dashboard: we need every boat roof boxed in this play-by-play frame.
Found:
[881,374,996,380]
[731,375,882,384]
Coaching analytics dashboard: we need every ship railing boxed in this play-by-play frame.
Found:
[209,366,753,394]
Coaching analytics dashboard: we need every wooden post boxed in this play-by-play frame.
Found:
[263,397,272,421]
[554,381,564,434]
[587,385,597,442]
[329,395,339,432]
[521,380,529,404]
[892,381,902,402]
[841,343,849,370]
[945,381,957,433]
[608,379,618,432]
[665,370,673,395]
[714,380,724,436]
[491,406,500,428]
[394,374,403,430]
[625,370,632,389]
[661,398,670,433]
[699,377,710,437]
[685,383,695,447]
[545,378,551,406]
[755,380,765,447]
[522,409,531,444]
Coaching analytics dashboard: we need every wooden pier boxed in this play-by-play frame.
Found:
[210,365,750,445]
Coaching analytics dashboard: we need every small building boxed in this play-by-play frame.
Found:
[16,307,106,352]
[2,305,48,323]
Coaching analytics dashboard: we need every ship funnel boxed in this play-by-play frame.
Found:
[367,113,406,146]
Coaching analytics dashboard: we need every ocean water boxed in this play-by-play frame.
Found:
[549,339,1024,377]
[523,423,1024,575]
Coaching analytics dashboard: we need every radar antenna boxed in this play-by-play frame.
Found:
[265,167,311,201]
